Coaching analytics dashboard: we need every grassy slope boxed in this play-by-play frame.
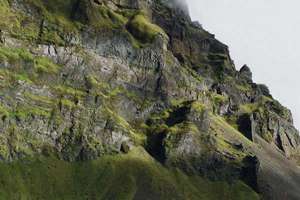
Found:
[0,148,259,200]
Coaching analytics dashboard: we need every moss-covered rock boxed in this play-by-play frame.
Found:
[127,12,167,44]
[0,0,299,199]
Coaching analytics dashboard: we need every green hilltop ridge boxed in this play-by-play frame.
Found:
[0,0,300,199]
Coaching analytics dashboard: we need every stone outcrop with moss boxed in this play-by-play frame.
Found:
[0,0,300,199]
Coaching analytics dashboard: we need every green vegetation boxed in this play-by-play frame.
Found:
[0,104,9,119]
[0,0,164,48]
[86,75,109,90]
[210,93,228,114]
[168,122,199,135]
[0,125,40,160]
[102,106,145,144]
[0,47,34,63]
[191,101,206,113]
[127,12,166,44]
[0,148,259,200]
[59,98,76,109]
[54,85,86,100]
[0,0,80,43]
[211,115,254,147]
[14,105,52,119]
[0,101,52,121]
[0,0,19,32]
[34,56,60,74]
[212,93,228,105]
[0,1,293,199]
[239,96,273,115]
[239,103,259,114]
[24,92,54,106]
[236,84,252,93]
[0,46,60,85]
[80,3,128,32]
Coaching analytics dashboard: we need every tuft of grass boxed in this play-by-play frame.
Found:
[34,56,60,74]
[191,101,206,113]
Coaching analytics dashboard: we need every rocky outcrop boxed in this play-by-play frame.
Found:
[239,65,252,83]
[0,0,300,199]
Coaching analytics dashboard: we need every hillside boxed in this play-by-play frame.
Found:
[0,0,300,199]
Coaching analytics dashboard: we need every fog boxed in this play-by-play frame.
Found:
[186,0,300,129]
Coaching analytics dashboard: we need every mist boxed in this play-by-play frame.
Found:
[186,0,300,129]
[164,0,189,15]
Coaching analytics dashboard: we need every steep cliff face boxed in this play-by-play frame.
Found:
[0,0,300,199]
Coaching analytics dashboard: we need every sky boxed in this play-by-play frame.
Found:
[186,0,300,129]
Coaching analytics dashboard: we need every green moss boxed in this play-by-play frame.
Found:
[212,93,228,105]
[168,122,199,135]
[13,105,52,120]
[236,84,252,93]
[183,65,203,83]
[0,97,53,121]
[239,96,274,115]
[211,115,253,147]
[59,98,76,109]
[262,131,273,143]
[0,0,80,43]
[0,126,46,160]
[0,46,60,81]
[170,99,187,107]
[0,46,34,63]
[107,8,128,25]
[13,73,33,83]
[124,31,145,49]
[127,12,166,44]
[24,92,54,106]
[226,115,239,130]
[34,56,60,74]
[0,139,9,160]
[83,3,127,31]
[54,85,86,99]
[103,106,145,144]
[25,0,78,32]
[214,136,246,161]
[0,1,19,31]
[191,101,206,113]
[239,103,258,114]
[0,148,259,200]
[0,104,9,118]
[0,69,34,86]
[86,75,100,88]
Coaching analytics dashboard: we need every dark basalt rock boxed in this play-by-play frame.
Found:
[241,155,260,192]
[120,141,130,153]
[237,113,254,141]
[239,64,253,83]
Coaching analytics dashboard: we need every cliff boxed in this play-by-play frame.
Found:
[0,0,300,199]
